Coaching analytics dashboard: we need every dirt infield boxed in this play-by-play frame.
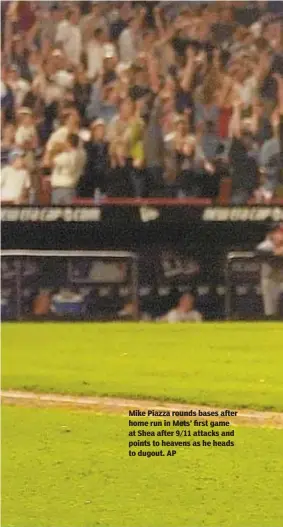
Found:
[2,390,283,428]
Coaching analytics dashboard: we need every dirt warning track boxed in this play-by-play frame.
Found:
[2,390,283,428]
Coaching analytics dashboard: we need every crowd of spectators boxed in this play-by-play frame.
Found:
[1,0,283,205]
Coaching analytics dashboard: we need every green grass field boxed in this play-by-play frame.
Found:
[2,406,283,527]
[2,322,283,527]
[2,322,283,410]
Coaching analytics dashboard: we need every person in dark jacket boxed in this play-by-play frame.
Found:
[10,35,31,82]
[106,139,134,197]
[229,134,259,204]
[141,91,165,196]
[73,67,92,124]
[77,119,108,197]
[1,65,16,123]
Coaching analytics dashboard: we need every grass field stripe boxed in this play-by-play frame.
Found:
[2,391,283,428]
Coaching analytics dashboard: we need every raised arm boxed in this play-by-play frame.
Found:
[217,75,234,108]
[154,25,175,50]
[132,6,147,33]
[229,99,243,139]
[153,6,166,39]
[146,53,160,94]
[3,2,18,61]
[274,74,283,187]
[273,74,283,115]
[180,47,196,93]
[254,50,272,85]
[249,98,263,136]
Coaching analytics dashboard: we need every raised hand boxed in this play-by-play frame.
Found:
[185,46,196,62]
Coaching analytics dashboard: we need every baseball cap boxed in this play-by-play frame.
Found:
[103,44,116,59]
[9,149,25,163]
[17,107,32,116]
[116,62,132,75]
[91,118,105,128]
[52,49,64,58]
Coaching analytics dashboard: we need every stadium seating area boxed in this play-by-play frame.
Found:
[1,1,283,206]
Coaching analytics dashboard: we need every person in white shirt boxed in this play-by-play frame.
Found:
[256,225,283,319]
[80,2,109,45]
[44,110,81,162]
[1,149,31,204]
[41,4,64,46]
[159,293,203,323]
[15,108,38,150]
[118,19,138,64]
[118,9,146,64]
[32,59,63,106]
[55,6,82,67]
[229,61,257,108]
[6,65,30,109]
[50,49,75,90]
[51,134,86,205]
[86,28,106,81]
[32,50,74,107]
